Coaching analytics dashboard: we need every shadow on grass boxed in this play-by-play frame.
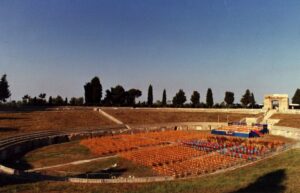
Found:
[231,169,286,193]
[74,167,128,179]
[0,156,68,187]
[2,157,33,170]
[0,158,64,186]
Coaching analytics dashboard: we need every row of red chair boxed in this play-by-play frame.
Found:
[81,134,167,155]
[153,153,244,177]
[120,145,207,167]
[80,130,286,178]
[81,130,212,155]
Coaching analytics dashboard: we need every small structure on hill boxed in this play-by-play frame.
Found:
[263,94,289,111]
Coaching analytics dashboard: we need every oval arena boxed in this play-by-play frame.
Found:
[0,107,298,185]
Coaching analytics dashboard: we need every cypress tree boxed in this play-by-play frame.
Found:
[250,93,256,107]
[191,91,200,107]
[292,89,300,104]
[91,77,102,105]
[206,88,214,108]
[147,85,153,106]
[65,97,68,105]
[0,74,11,102]
[84,82,92,105]
[162,89,167,107]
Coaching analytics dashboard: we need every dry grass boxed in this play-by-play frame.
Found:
[104,108,260,125]
[0,109,116,138]
[272,114,300,128]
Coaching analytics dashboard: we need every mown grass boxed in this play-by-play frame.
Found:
[1,148,299,193]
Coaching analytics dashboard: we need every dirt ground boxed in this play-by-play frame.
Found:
[103,108,261,125]
[0,109,116,138]
[272,113,300,128]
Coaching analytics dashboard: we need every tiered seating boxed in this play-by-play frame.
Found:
[135,130,211,143]
[80,134,167,155]
[81,130,211,155]
[182,135,241,152]
[80,130,286,178]
[120,145,206,166]
[182,136,286,161]
[153,153,244,177]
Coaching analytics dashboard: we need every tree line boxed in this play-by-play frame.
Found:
[2,74,300,108]
[82,76,258,108]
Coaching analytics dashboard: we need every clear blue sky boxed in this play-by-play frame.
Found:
[1,0,300,103]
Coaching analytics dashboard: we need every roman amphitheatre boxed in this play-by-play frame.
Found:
[0,95,300,193]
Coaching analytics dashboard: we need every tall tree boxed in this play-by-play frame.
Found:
[126,89,142,106]
[65,97,68,105]
[147,85,153,106]
[77,97,84,105]
[70,97,84,106]
[84,82,92,105]
[241,89,251,107]
[206,88,214,108]
[0,74,11,102]
[48,96,53,105]
[250,93,256,107]
[292,89,300,104]
[110,85,126,106]
[54,95,64,106]
[191,91,200,107]
[103,89,112,106]
[32,97,37,105]
[162,89,167,107]
[70,97,76,106]
[172,89,186,107]
[224,91,235,106]
[91,76,102,105]
[84,76,102,105]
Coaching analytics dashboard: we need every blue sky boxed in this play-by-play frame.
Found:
[1,0,300,103]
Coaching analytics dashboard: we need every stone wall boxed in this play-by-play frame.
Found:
[0,134,70,162]
[101,107,264,114]
[68,176,174,184]
[271,126,300,140]
[0,126,127,163]
[130,122,228,132]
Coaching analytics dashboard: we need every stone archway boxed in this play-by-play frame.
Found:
[263,94,289,111]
